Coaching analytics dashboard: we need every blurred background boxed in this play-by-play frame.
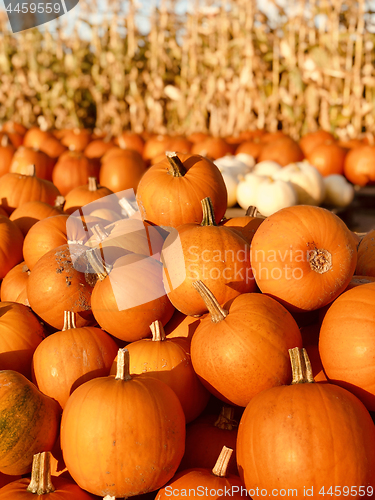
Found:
[0,0,374,139]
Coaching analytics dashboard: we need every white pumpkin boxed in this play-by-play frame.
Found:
[255,177,298,216]
[221,170,238,208]
[214,155,252,177]
[252,160,282,176]
[273,161,325,205]
[323,174,355,207]
[236,174,267,210]
[235,153,256,168]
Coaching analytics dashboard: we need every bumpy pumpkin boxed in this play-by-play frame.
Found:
[237,348,375,499]
[61,348,186,498]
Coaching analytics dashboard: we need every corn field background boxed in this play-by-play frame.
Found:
[0,0,375,139]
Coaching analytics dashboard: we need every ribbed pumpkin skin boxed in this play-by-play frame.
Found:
[250,205,357,312]
[0,302,45,380]
[0,371,61,475]
[237,382,375,499]
[32,326,118,408]
[319,283,375,411]
[0,476,96,499]
[9,201,63,236]
[27,244,95,330]
[136,154,227,228]
[190,293,302,407]
[0,172,60,215]
[61,373,186,498]
[0,262,29,304]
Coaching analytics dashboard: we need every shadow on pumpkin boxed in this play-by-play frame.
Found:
[0,349,37,380]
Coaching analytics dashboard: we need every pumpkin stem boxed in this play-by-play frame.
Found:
[289,347,314,384]
[166,151,187,177]
[85,248,112,281]
[88,177,99,192]
[27,452,55,495]
[150,320,166,341]
[26,164,36,177]
[212,446,233,477]
[22,264,30,275]
[54,195,65,209]
[245,206,266,218]
[90,224,110,243]
[308,248,332,274]
[201,197,217,226]
[192,280,228,323]
[214,406,238,431]
[62,311,76,331]
[119,197,137,217]
[115,348,132,381]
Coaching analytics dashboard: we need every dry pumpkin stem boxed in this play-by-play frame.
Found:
[245,206,266,219]
[21,264,31,275]
[115,348,132,381]
[62,310,77,331]
[212,446,233,477]
[308,248,332,274]
[165,151,187,177]
[192,280,228,323]
[289,347,314,384]
[1,135,8,147]
[214,406,238,431]
[201,197,217,226]
[88,177,99,191]
[150,320,166,341]
[85,248,112,280]
[26,164,36,177]
[27,452,55,495]
[118,136,127,149]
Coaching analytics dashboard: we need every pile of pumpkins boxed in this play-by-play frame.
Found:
[0,121,375,499]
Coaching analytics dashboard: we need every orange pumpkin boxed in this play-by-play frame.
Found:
[32,311,118,408]
[0,215,24,279]
[0,134,15,176]
[27,244,95,330]
[110,320,209,423]
[356,230,375,277]
[114,131,145,155]
[250,205,357,312]
[87,250,174,342]
[162,198,255,317]
[235,139,263,161]
[52,151,100,196]
[0,301,45,379]
[0,371,61,475]
[258,136,304,166]
[99,148,147,193]
[63,177,115,215]
[10,146,54,181]
[319,282,375,411]
[191,137,234,160]
[306,141,346,176]
[136,152,227,228]
[299,130,335,157]
[60,128,91,152]
[9,200,63,236]
[0,451,96,499]
[0,262,30,304]
[156,447,244,500]
[190,281,302,407]
[344,145,375,186]
[0,165,60,215]
[221,206,265,244]
[237,348,375,499]
[60,348,186,498]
